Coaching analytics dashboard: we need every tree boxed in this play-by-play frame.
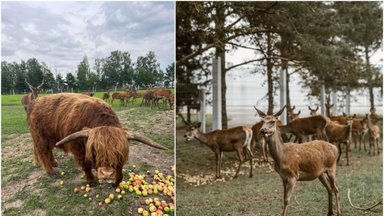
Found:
[66,73,76,91]
[164,63,174,88]
[335,2,383,109]
[56,73,65,92]
[1,61,15,94]
[76,56,91,91]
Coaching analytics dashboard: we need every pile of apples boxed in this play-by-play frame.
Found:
[63,165,175,214]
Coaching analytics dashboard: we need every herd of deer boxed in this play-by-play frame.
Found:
[102,88,174,110]
[21,80,174,111]
[184,104,381,216]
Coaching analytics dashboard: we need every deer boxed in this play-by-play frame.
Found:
[369,107,381,124]
[278,114,328,143]
[366,114,380,156]
[308,106,319,116]
[287,110,301,122]
[184,123,254,179]
[325,116,353,165]
[286,105,295,123]
[351,117,368,152]
[255,106,342,216]
[102,91,110,103]
[21,79,44,112]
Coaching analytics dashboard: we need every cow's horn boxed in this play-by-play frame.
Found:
[125,131,168,150]
[56,130,89,147]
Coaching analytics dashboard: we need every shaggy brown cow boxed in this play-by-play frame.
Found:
[28,93,167,185]
[21,79,44,112]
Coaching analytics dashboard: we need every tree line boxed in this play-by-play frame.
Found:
[176,2,382,128]
[2,50,174,94]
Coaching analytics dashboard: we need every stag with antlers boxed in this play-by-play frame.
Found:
[22,79,44,113]
[255,106,342,216]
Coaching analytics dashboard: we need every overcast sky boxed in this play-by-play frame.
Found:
[1,1,174,76]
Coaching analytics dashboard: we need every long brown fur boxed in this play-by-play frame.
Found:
[28,93,126,184]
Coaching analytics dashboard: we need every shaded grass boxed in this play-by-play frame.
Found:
[176,131,383,216]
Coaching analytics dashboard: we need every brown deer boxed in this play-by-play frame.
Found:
[286,105,295,123]
[279,115,328,143]
[102,91,110,103]
[326,116,353,165]
[287,110,301,122]
[366,114,380,156]
[21,79,44,112]
[255,106,342,216]
[308,106,319,116]
[352,117,368,152]
[184,123,253,179]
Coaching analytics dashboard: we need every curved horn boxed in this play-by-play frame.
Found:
[126,131,168,150]
[254,106,266,118]
[315,106,319,111]
[274,105,286,117]
[308,106,313,111]
[56,130,89,147]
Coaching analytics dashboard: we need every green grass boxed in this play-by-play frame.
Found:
[1,92,174,216]
[176,129,383,216]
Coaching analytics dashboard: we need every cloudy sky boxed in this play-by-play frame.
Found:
[2,1,174,75]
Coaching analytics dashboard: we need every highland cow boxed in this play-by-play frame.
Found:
[27,93,167,185]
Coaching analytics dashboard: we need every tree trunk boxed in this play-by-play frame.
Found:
[215,2,228,129]
[266,31,274,115]
[365,45,375,109]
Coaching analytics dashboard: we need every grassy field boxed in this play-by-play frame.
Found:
[176,124,383,216]
[1,92,174,216]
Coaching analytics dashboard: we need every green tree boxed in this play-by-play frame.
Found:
[77,56,91,91]
[164,63,174,88]
[66,72,76,91]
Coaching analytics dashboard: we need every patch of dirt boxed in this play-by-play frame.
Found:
[2,170,45,204]
[128,144,173,172]
[26,209,46,216]
[117,109,174,135]
[2,133,33,161]
[3,199,22,209]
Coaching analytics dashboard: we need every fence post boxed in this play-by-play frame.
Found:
[199,88,206,133]
[279,68,287,124]
[212,57,222,130]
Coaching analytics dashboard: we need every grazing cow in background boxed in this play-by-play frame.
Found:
[21,79,44,113]
[27,93,167,185]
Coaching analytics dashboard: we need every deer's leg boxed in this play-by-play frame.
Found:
[346,142,350,166]
[336,144,342,164]
[214,150,220,179]
[319,173,334,216]
[249,157,253,178]
[234,148,244,178]
[326,169,342,216]
[282,178,297,216]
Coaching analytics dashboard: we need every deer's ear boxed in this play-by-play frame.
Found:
[196,122,202,128]
[254,106,266,118]
[298,110,301,115]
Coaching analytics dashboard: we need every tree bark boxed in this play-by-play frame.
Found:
[365,44,375,109]
[215,3,228,129]
[266,31,274,115]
